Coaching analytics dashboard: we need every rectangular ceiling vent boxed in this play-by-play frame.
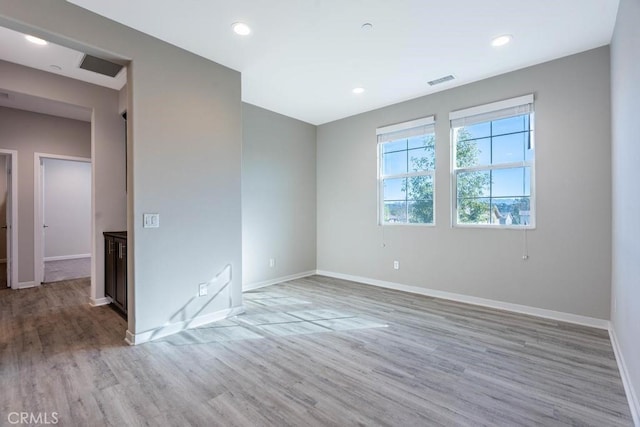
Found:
[428,74,455,86]
[79,54,124,78]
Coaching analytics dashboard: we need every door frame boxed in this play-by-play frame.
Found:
[0,149,18,289]
[34,153,92,285]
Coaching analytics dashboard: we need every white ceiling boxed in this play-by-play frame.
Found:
[11,1,621,125]
[0,25,126,91]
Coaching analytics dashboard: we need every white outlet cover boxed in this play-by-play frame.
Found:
[143,213,160,228]
[198,283,208,296]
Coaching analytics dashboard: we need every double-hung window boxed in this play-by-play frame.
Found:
[450,95,535,227]
[377,116,435,225]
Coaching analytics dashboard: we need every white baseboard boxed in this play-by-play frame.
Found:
[90,297,111,307]
[609,326,640,426]
[17,281,38,289]
[315,270,610,330]
[124,305,246,345]
[44,254,91,262]
[243,270,316,292]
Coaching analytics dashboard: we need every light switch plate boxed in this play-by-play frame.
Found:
[143,213,160,228]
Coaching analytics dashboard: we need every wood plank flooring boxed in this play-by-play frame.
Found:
[0,275,633,426]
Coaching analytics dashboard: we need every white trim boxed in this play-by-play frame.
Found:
[89,296,111,307]
[243,270,316,292]
[35,153,92,163]
[17,281,38,289]
[449,94,534,121]
[315,270,610,330]
[376,116,435,135]
[34,153,92,285]
[609,326,640,426]
[44,253,91,262]
[124,306,246,345]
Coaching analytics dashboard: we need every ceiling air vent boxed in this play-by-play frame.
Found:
[79,54,124,78]
[427,74,455,86]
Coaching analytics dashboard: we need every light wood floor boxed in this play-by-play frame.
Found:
[0,276,632,426]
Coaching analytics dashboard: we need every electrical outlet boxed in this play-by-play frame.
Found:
[198,283,208,297]
[269,258,275,268]
[393,261,400,270]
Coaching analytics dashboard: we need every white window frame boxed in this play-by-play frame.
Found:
[377,116,436,226]
[450,95,536,229]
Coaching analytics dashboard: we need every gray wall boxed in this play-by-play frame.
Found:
[317,47,612,320]
[43,158,92,259]
[0,107,91,282]
[0,0,242,338]
[611,0,640,418]
[242,103,316,288]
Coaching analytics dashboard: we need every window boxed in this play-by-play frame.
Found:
[450,95,534,227]
[377,116,435,225]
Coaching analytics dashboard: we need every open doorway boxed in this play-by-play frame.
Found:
[0,149,18,289]
[1,23,128,329]
[35,154,91,284]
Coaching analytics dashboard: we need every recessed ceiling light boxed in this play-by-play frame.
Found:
[232,22,251,36]
[352,87,365,94]
[491,34,512,47]
[49,65,62,71]
[361,23,373,31]
[25,35,48,45]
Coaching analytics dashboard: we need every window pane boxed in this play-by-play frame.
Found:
[492,132,526,164]
[408,200,434,224]
[491,197,531,225]
[457,170,490,198]
[492,115,528,136]
[458,198,490,224]
[491,167,529,197]
[408,134,435,149]
[409,147,435,172]
[384,201,407,223]
[407,175,433,201]
[456,137,490,167]
[382,150,407,176]
[456,122,490,141]
[382,139,407,153]
[383,178,406,201]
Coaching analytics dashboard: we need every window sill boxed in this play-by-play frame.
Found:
[380,223,436,227]
[452,223,536,230]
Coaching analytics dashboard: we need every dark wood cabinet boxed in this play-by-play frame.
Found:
[104,231,127,315]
